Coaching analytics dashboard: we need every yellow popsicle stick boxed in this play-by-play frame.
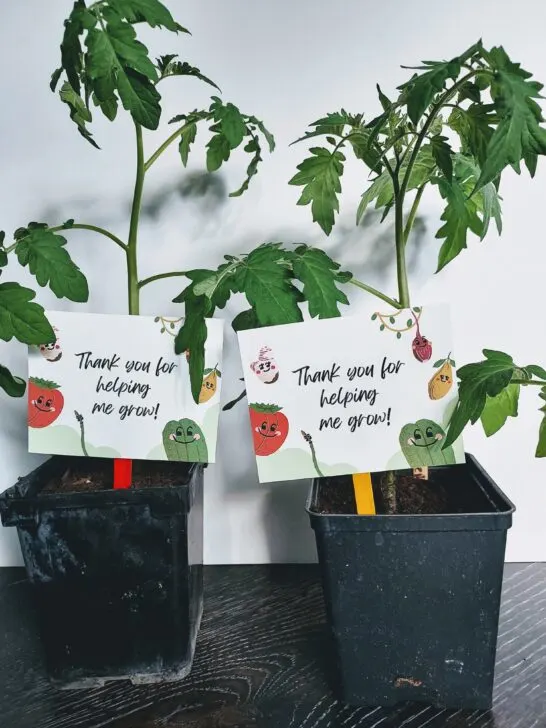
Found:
[352,472,376,515]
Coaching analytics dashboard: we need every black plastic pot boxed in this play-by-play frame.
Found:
[0,455,204,688]
[307,454,515,710]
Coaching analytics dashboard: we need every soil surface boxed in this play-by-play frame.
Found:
[316,471,452,515]
[41,459,193,495]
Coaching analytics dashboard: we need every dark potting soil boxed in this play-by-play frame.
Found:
[316,472,451,515]
[41,460,191,495]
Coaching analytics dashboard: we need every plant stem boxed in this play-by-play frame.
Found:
[511,378,546,386]
[403,185,425,245]
[138,271,187,289]
[394,195,410,308]
[127,122,145,315]
[144,121,193,172]
[4,223,127,254]
[348,278,401,309]
[381,470,397,513]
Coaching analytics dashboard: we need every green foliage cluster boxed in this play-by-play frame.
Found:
[0,6,544,458]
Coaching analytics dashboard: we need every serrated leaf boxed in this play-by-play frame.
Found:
[178,122,197,167]
[448,105,496,167]
[477,47,546,188]
[247,116,275,153]
[60,1,92,95]
[85,16,161,129]
[434,162,484,271]
[480,382,520,436]
[536,387,546,457]
[430,134,453,182]
[236,246,303,326]
[398,58,461,125]
[59,82,99,149]
[206,133,231,172]
[289,147,345,235]
[444,349,516,447]
[110,0,181,32]
[291,246,349,319]
[156,56,220,90]
[212,99,246,148]
[0,282,55,345]
[454,155,502,240]
[15,228,88,302]
[0,363,26,398]
[232,308,260,332]
[230,135,262,198]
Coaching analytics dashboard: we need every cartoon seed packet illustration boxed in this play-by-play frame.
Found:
[28,311,224,462]
[237,302,465,483]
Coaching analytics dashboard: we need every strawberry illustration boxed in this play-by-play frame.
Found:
[248,403,289,456]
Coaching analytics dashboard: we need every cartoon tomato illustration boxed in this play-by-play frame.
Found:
[249,403,289,456]
[28,377,64,428]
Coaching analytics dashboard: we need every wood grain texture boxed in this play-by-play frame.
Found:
[0,564,544,728]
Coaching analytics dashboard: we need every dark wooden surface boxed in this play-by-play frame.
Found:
[0,563,545,728]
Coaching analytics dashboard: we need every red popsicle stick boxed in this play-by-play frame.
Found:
[113,458,132,489]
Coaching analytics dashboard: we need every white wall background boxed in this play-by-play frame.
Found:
[1,0,545,565]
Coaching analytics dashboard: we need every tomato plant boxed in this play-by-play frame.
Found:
[28,377,64,428]
[249,403,289,456]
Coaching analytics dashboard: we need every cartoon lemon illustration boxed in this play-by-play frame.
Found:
[198,365,221,404]
[428,355,455,400]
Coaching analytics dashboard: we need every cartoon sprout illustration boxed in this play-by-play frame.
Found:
[74,410,90,457]
[301,430,325,477]
[162,418,208,462]
[399,419,456,468]
[28,377,64,429]
[249,403,289,456]
[428,353,457,400]
[250,346,280,384]
[371,306,432,362]
[37,326,62,362]
[199,365,221,403]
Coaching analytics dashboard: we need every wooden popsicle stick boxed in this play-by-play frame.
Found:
[114,458,133,489]
[352,472,376,515]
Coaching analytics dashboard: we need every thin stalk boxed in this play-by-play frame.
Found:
[127,122,145,315]
[394,194,410,308]
[138,271,187,289]
[511,379,546,386]
[144,121,193,172]
[403,185,425,245]
[4,223,127,254]
[348,278,401,309]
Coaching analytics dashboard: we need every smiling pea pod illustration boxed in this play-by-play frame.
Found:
[162,418,208,462]
[399,418,456,467]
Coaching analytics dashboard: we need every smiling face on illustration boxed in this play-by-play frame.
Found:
[162,418,208,462]
[250,346,279,384]
[399,419,456,468]
[38,327,62,362]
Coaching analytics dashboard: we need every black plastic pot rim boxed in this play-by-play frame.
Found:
[306,452,515,533]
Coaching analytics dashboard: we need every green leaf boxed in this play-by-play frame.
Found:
[480,382,520,436]
[109,0,182,32]
[408,319,414,327]
[430,134,453,182]
[291,246,349,319]
[229,135,262,198]
[444,349,516,447]
[156,56,220,90]
[448,105,496,166]
[335,270,353,283]
[433,359,445,367]
[174,298,209,403]
[454,155,502,240]
[289,147,345,235]
[59,82,99,149]
[377,84,392,111]
[232,308,260,332]
[85,15,161,129]
[0,364,26,398]
[236,245,304,325]
[50,67,63,92]
[536,387,546,457]
[206,133,231,172]
[398,58,461,125]
[178,122,197,167]
[0,282,55,345]
[60,1,93,95]
[15,228,88,302]
[0,249,7,269]
[247,116,276,153]
[434,163,483,271]
[211,98,246,148]
[526,364,546,380]
[477,47,546,187]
